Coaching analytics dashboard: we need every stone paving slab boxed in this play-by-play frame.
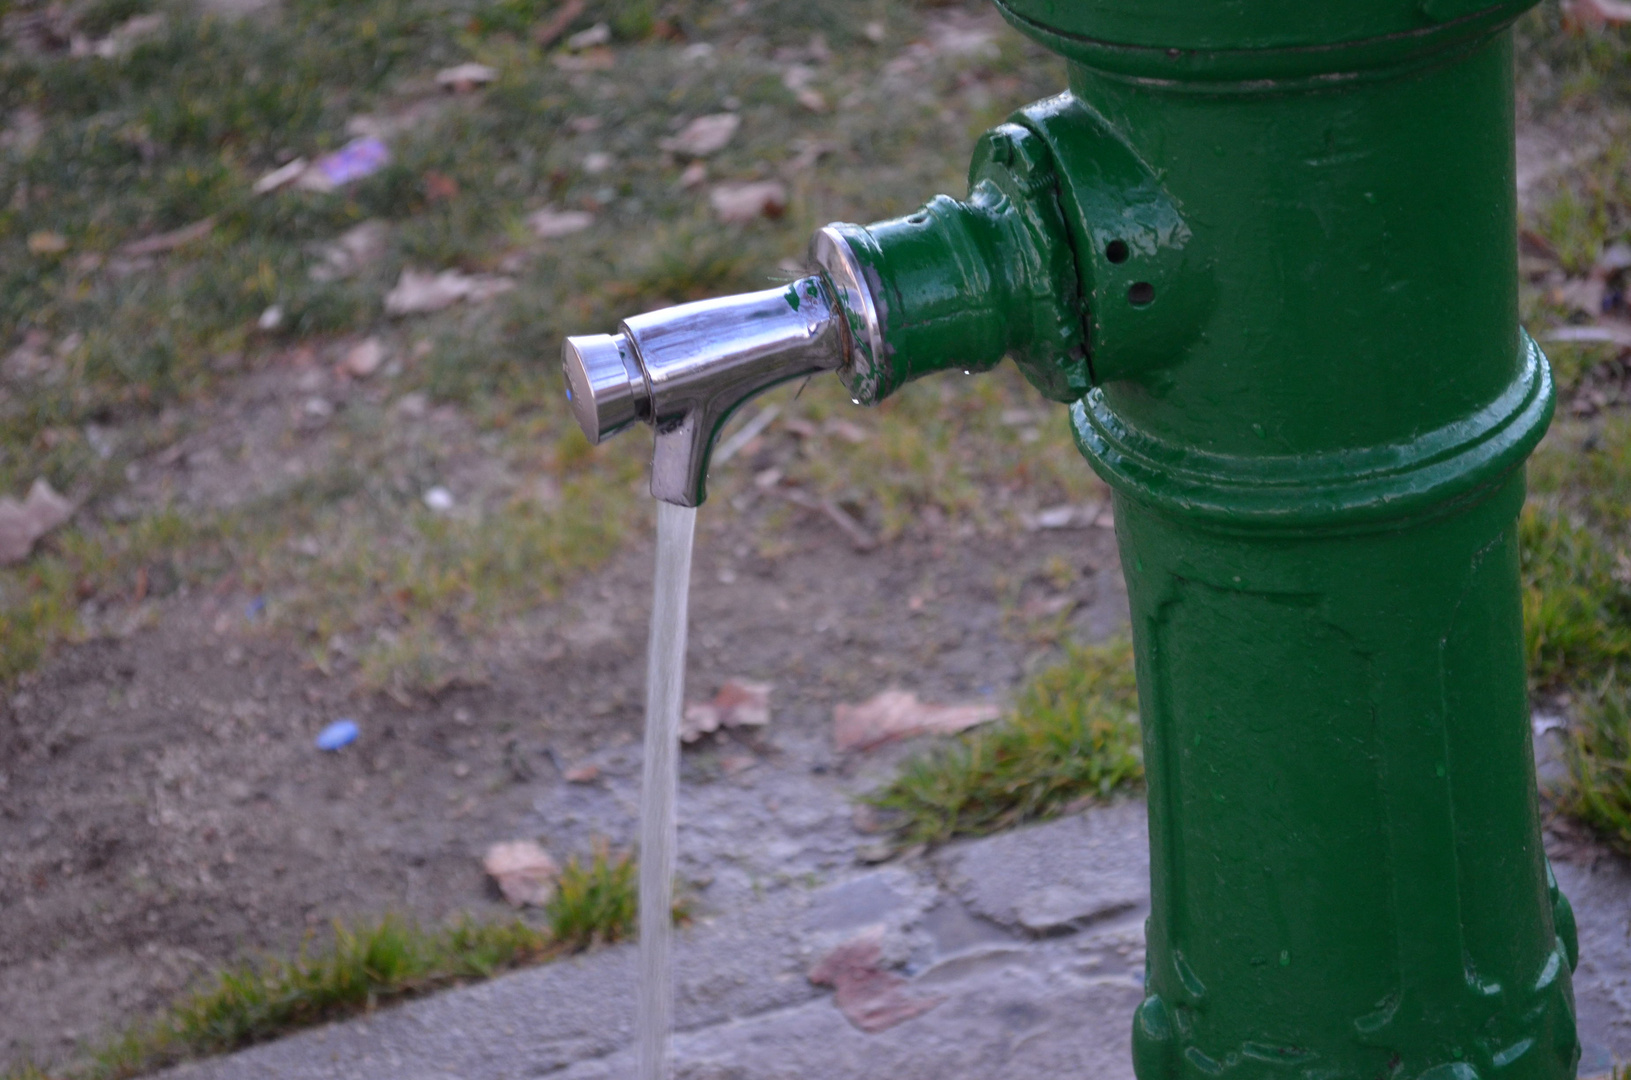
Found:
[1557,855,1631,1067]
[936,799,1149,935]
[164,801,1631,1080]
[556,938,1145,1080]
[162,864,940,1080]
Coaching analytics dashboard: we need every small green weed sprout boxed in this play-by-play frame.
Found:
[547,843,639,949]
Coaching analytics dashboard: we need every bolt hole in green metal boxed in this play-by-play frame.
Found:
[1106,239,1130,263]
[1128,281,1155,306]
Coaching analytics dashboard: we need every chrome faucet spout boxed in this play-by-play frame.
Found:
[563,274,850,507]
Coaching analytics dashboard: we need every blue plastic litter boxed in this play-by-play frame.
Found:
[316,719,359,751]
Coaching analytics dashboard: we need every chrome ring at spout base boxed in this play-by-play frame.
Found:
[810,224,886,383]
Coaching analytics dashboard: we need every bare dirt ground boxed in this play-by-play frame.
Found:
[0,355,1126,1067]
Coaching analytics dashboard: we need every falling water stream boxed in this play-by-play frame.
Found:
[637,500,697,1080]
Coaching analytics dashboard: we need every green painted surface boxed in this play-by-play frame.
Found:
[1118,475,1578,1080]
[818,0,1580,1076]
[989,0,1535,82]
[993,0,1530,52]
[827,121,1088,406]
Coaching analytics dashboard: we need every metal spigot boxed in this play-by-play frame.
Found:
[561,229,880,507]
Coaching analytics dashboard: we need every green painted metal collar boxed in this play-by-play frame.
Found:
[993,0,1534,83]
[1072,333,1554,537]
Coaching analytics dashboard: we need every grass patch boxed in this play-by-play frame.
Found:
[1561,683,1631,853]
[1520,502,1631,688]
[1523,414,1631,688]
[1523,132,1631,277]
[0,506,233,681]
[867,637,1142,846]
[1518,0,1631,114]
[698,361,1107,547]
[545,842,639,948]
[273,470,639,699]
[1529,420,1631,859]
[864,418,1631,854]
[0,448,640,698]
[0,0,1077,690]
[90,915,555,1078]
[5,845,652,1080]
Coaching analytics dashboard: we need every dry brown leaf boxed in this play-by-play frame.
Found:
[832,689,999,752]
[678,161,708,189]
[70,12,164,58]
[308,220,389,282]
[424,170,460,202]
[436,62,497,91]
[120,217,215,257]
[565,21,609,48]
[533,0,586,46]
[341,337,387,378]
[782,65,829,111]
[710,181,788,224]
[0,478,73,565]
[27,231,67,255]
[253,158,308,195]
[1545,322,1631,347]
[482,840,559,907]
[385,268,516,316]
[1565,0,1631,27]
[808,931,944,1032]
[1552,278,1607,318]
[660,113,741,157]
[682,679,772,743]
[1023,501,1108,531]
[528,206,595,238]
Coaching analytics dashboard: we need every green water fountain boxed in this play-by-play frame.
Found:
[562,0,1582,1075]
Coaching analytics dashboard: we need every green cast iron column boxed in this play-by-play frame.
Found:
[1010,3,1579,1079]
[813,1,1581,1077]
